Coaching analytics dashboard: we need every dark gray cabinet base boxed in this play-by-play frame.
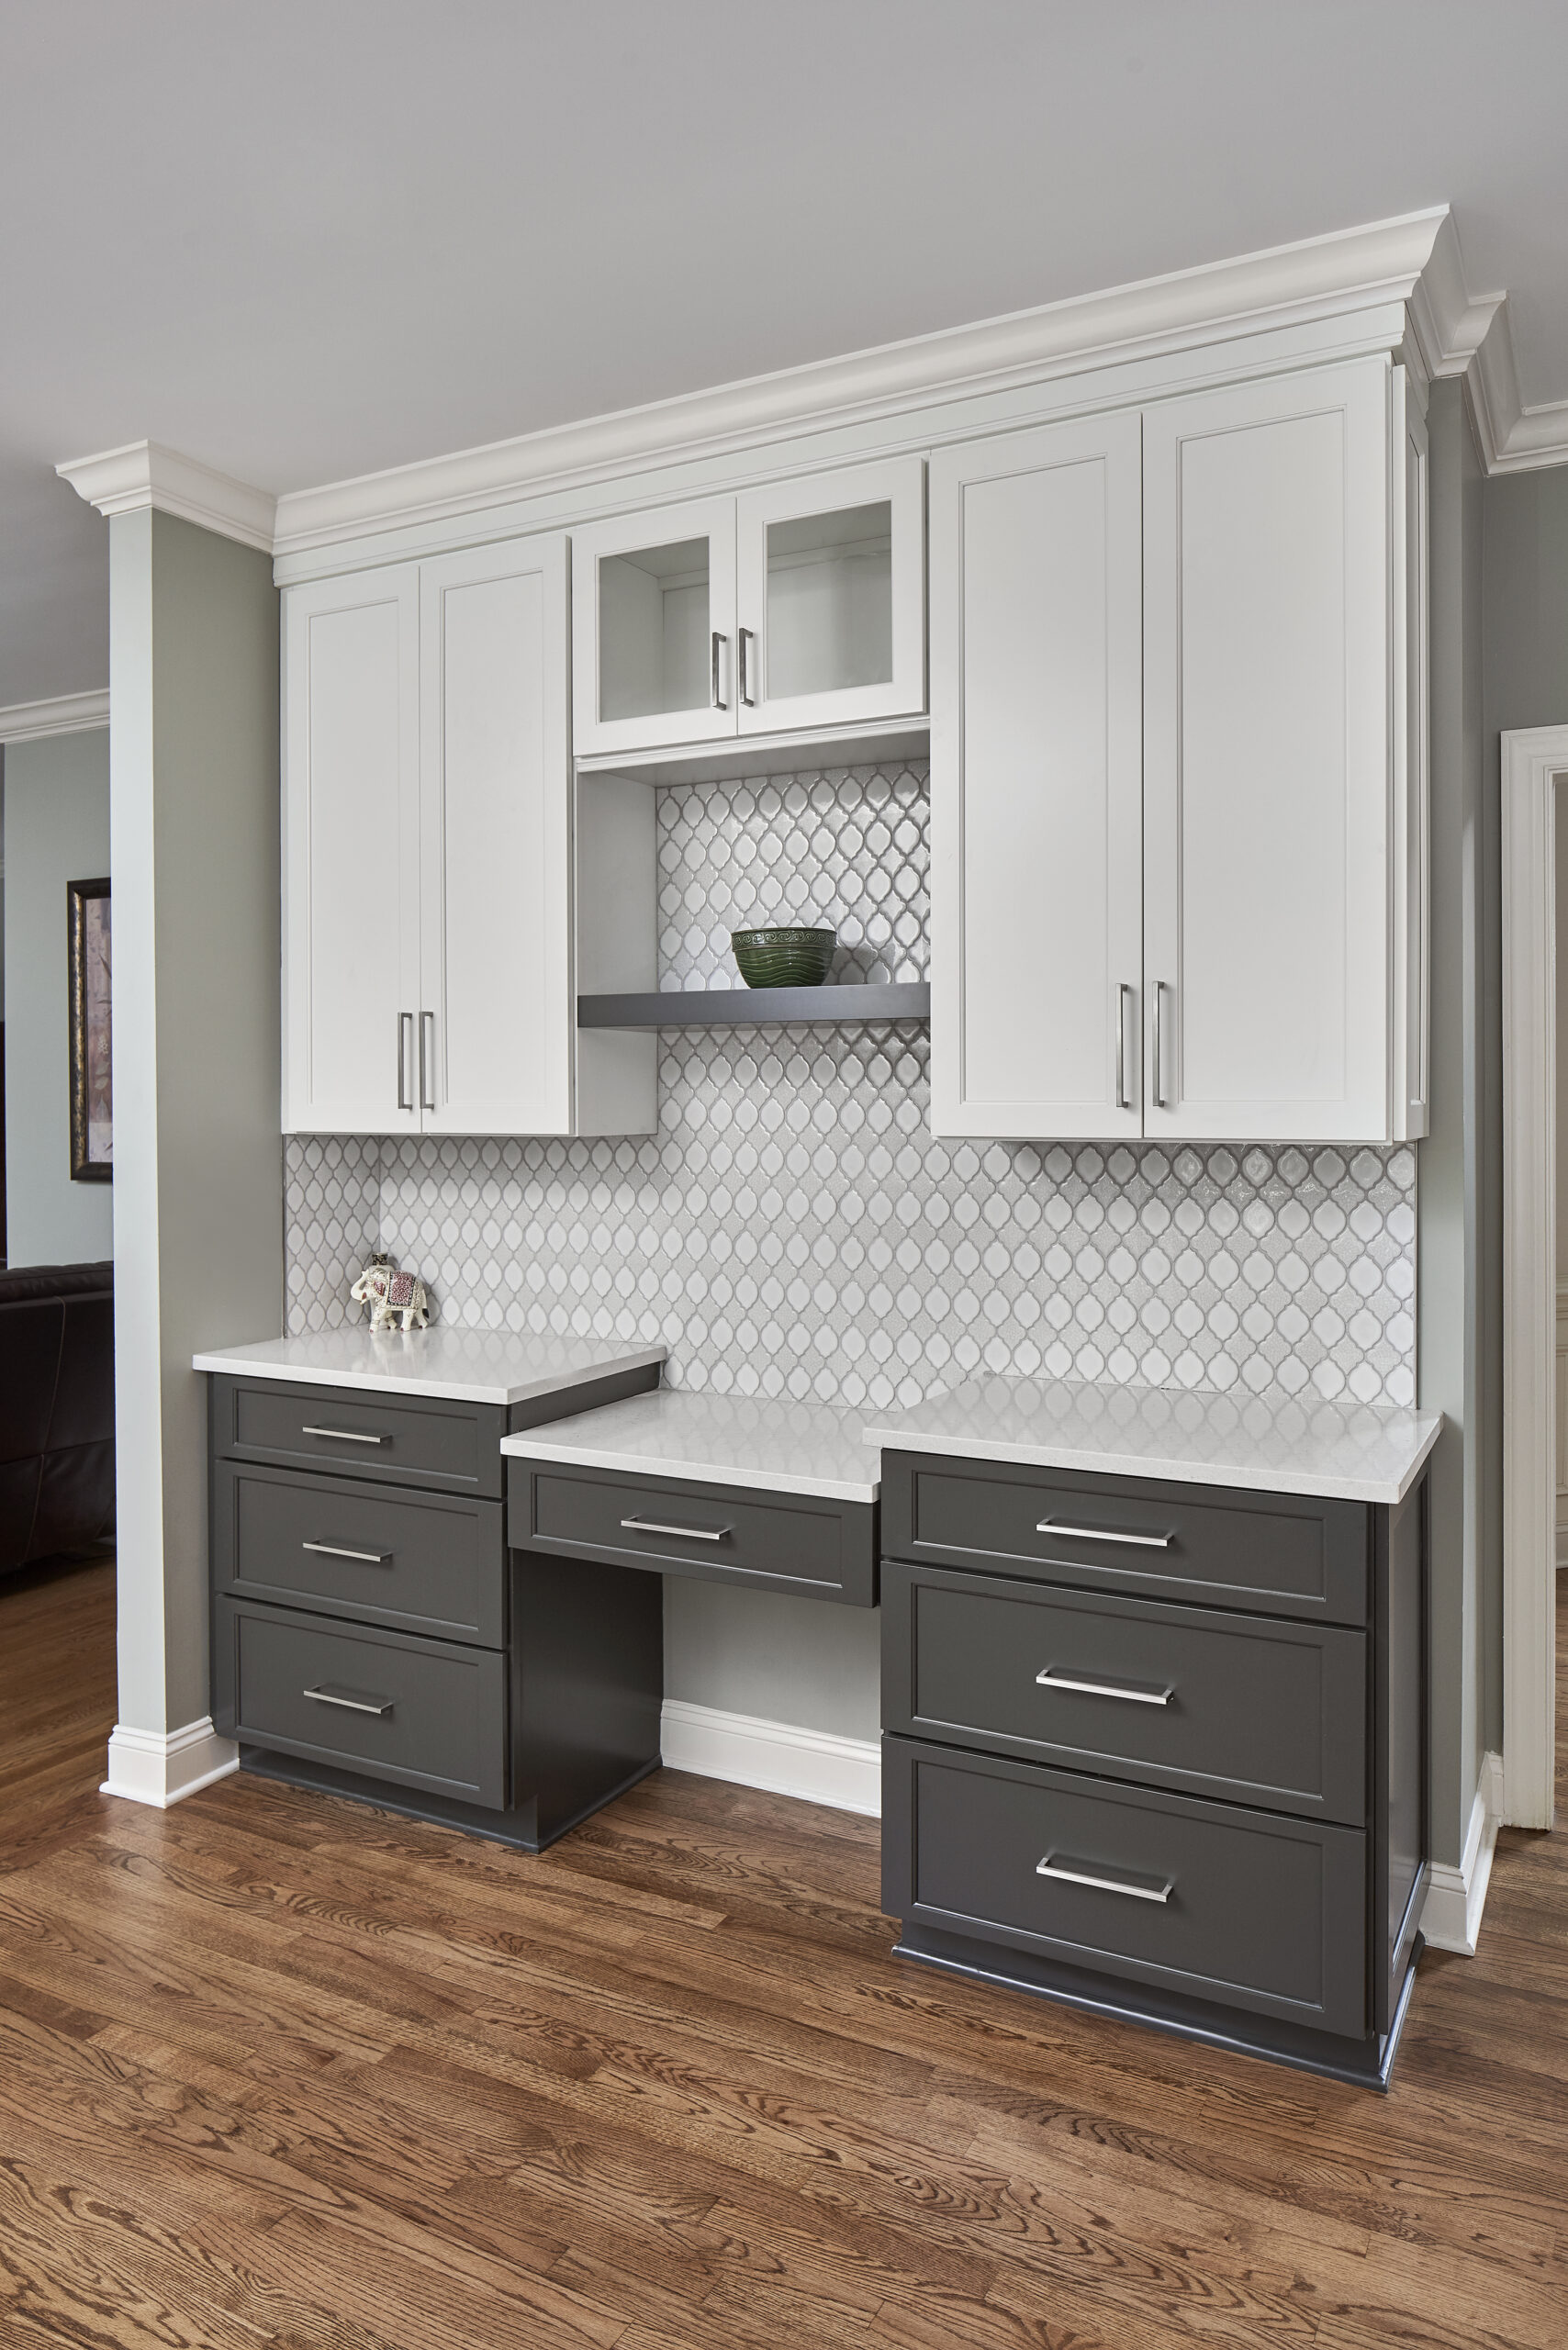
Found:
[890,1920,1424,2092]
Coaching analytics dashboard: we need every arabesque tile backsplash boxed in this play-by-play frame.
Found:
[284,763,1417,1411]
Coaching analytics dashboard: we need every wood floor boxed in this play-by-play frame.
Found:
[2,1560,1565,2350]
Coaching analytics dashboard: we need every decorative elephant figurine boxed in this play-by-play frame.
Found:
[351,1255,430,1333]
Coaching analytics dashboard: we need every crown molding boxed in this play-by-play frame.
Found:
[272,208,1470,557]
[0,687,111,744]
[56,440,276,553]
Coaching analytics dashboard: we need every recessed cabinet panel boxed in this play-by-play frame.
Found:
[283,566,422,1135]
[419,537,571,1136]
[930,414,1144,1138]
[572,498,737,757]
[735,458,925,735]
[1142,360,1393,1140]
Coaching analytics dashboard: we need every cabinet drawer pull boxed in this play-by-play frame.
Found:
[711,630,728,711]
[302,1540,391,1566]
[420,1011,436,1112]
[1036,1519,1172,1550]
[1036,1667,1173,1707]
[620,1515,732,1543]
[398,1012,414,1111]
[1115,980,1133,1111]
[738,625,756,706]
[1153,978,1171,1110]
[1036,1853,1172,1904]
[303,1684,393,1717]
[302,1426,388,1446]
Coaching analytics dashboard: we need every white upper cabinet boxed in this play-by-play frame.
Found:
[1143,358,1404,1143]
[930,413,1144,1139]
[572,459,924,758]
[417,536,571,1136]
[931,352,1428,1146]
[283,565,422,1136]
[284,532,648,1138]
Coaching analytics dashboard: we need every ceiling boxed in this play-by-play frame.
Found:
[4,0,1567,711]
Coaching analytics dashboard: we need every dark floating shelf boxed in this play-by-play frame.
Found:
[577,982,932,1030]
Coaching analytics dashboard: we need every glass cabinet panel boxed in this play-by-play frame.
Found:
[598,536,711,722]
[764,501,894,702]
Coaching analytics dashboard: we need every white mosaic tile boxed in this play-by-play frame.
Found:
[285,763,1417,1410]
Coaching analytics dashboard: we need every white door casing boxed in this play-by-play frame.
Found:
[930,409,1144,1139]
[419,533,572,1137]
[1142,356,1394,1142]
[283,564,421,1135]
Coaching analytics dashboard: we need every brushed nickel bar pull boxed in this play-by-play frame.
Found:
[398,1012,414,1110]
[738,625,756,706]
[303,1540,391,1566]
[1036,1520,1172,1550]
[621,1516,731,1543]
[1036,1667,1172,1707]
[420,1011,436,1111]
[711,630,728,710]
[1036,1855,1172,1904]
[302,1426,387,1446]
[1152,979,1170,1110]
[1115,982,1133,1110]
[303,1685,393,1717]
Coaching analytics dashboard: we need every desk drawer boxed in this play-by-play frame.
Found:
[509,1460,876,1606]
[211,1376,504,1496]
[883,1736,1366,2039]
[215,1600,506,1807]
[881,1452,1368,1625]
[211,1460,504,1645]
[882,1562,1366,1823]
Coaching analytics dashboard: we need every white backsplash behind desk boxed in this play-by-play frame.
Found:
[281,763,1418,1803]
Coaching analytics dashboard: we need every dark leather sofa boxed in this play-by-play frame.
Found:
[0,1262,114,1575]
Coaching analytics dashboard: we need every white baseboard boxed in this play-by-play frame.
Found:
[1422,1751,1505,1954]
[101,1717,241,1808]
[660,1697,879,1817]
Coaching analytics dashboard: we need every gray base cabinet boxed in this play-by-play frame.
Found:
[879,1450,1428,2087]
[208,1365,663,1850]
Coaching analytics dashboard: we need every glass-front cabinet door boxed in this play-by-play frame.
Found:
[735,456,925,734]
[572,497,737,756]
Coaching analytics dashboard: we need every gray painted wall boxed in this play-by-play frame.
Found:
[2,727,113,1267]
[110,510,282,1740]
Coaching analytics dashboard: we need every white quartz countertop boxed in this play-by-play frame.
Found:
[863,1376,1443,1505]
[500,1389,879,1502]
[191,1327,666,1408]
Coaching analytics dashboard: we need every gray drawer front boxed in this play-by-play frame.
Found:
[883,1737,1366,2039]
[881,1453,1368,1626]
[212,1460,504,1646]
[217,1600,506,1807]
[883,1563,1366,1824]
[212,1376,503,1496]
[510,1461,876,1606]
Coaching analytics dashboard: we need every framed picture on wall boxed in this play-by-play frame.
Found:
[68,876,112,1181]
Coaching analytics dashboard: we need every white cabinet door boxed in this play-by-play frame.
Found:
[734,457,925,734]
[571,497,737,757]
[419,535,572,1137]
[1142,357,1394,1142]
[930,412,1145,1139]
[283,565,421,1135]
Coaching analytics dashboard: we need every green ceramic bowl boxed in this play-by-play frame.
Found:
[731,926,837,989]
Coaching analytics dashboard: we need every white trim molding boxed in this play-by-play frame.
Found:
[660,1698,879,1817]
[1422,1752,1506,1953]
[269,207,1501,560]
[57,440,276,553]
[1500,725,1568,1832]
[100,1717,241,1809]
[0,688,110,744]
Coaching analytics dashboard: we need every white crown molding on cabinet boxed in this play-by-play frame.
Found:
[0,686,110,743]
[56,439,277,553]
[267,207,1544,560]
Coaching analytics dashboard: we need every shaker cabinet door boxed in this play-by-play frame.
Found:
[929,411,1145,1138]
[418,534,572,1136]
[283,565,422,1135]
[1141,357,1394,1141]
[571,498,738,757]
